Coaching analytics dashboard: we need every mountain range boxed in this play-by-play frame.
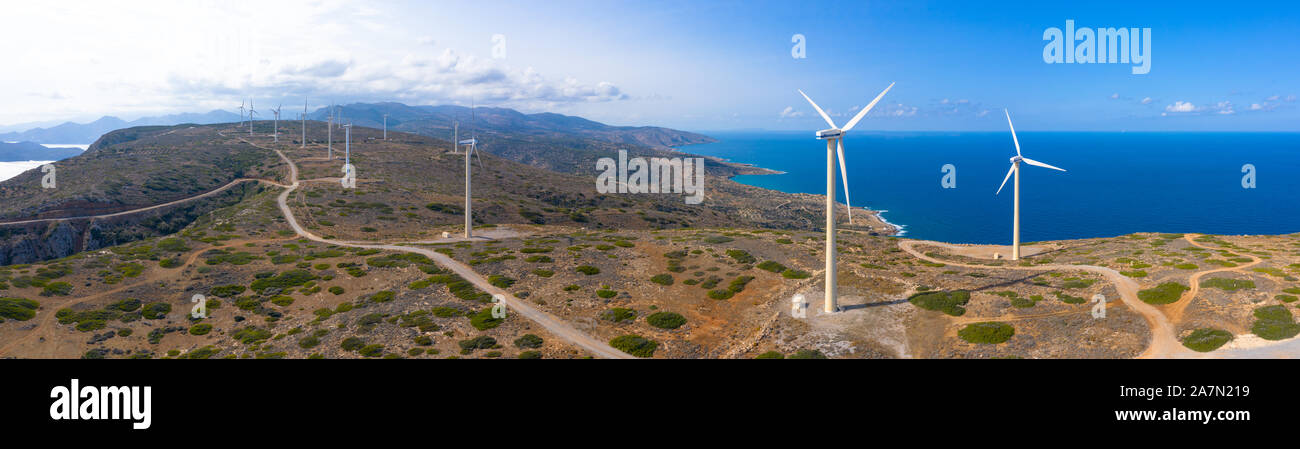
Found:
[0,110,241,144]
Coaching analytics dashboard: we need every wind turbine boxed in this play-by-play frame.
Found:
[327,101,334,159]
[301,97,307,148]
[797,82,894,313]
[238,100,245,127]
[383,113,389,140]
[458,106,484,238]
[995,109,1066,260]
[247,99,257,136]
[271,103,282,143]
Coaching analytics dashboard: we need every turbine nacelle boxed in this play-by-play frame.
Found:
[1010,155,1023,164]
[815,129,843,139]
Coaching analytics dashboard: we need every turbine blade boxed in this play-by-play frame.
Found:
[996,164,1015,195]
[1005,109,1021,157]
[841,82,895,132]
[473,145,484,170]
[1021,157,1066,172]
[836,139,853,224]
[798,89,838,129]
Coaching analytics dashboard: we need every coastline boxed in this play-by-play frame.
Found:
[672,141,902,236]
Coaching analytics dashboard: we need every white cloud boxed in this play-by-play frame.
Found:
[1266,95,1280,101]
[1140,97,1153,105]
[1215,101,1235,114]
[779,106,803,119]
[1165,101,1197,113]
[1110,93,1119,99]
[1250,103,1264,110]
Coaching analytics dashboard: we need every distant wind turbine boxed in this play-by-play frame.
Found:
[271,103,282,143]
[301,97,307,148]
[797,82,894,313]
[996,109,1066,260]
[383,113,389,140]
[327,101,334,160]
[238,100,245,127]
[247,99,257,136]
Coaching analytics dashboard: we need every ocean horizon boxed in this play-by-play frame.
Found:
[684,130,1300,244]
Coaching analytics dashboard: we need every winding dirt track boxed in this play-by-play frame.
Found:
[899,240,1187,358]
[1165,234,1262,325]
[252,136,633,359]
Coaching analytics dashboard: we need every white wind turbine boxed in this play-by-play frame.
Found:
[327,101,334,159]
[797,82,894,313]
[301,97,307,148]
[238,100,245,127]
[456,107,484,238]
[247,99,257,135]
[995,109,1066,260]
[383,113,389,140]
[271,103,282,143]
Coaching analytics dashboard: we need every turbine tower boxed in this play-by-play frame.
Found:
[327,101,334,160]
[247,99,257,136]
[383,113,389,140]
[301,97,307,148]
[996,109,1066,260]
[344,122,351,165]
[238,100,246,127]
[271,103,282,143]
[797,82,894,313]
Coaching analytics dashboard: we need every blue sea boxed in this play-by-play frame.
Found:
[684,131,1300,244]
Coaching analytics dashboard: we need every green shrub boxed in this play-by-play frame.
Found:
[209,285,246,298]
[601,308,636,323]
[41,282,73,296]
[957,322,1015,344]
[908,290,970,316]
[609,334,658,357]
[488,275,516,288]
[369,291,396,303]
[649,274,674,286]
[1138,282,1189,305]
[757,261,787,273]
[250,270,318,293]
[1182,328,1232,352]
[789,349,827,359]
[355,344,383,357]
[458,335,496,351]
[513,334,544,349]
[707,289,734,300]
[232,326,272,344]
[781,269,811,279]
[575,265,600,275]
[725,249,755,264]
[0,297,39,321]
[142,302,171,319]
[1199,277,1255,291]
[340,337,366,351]
[646,312,687,329]
[1252,305,1300,340]
[470,307,504,330]
[188,323,213,335]
[1276,294,1298,303]
[525,255,553,263]
[755,351,784,359]
[329,286,345,295]
[532,269,554,278]
[518,350,543,359]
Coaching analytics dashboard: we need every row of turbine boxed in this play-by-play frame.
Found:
[798,84,1064,313]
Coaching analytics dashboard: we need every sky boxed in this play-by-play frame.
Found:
[2,0,1297,132]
